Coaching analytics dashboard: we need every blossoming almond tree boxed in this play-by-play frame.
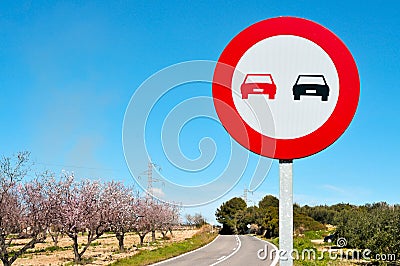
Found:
[132,197,154,245]
[159,203,180,239]
[30,172,65,247]
[0,152,52,266]
[148,201,170,242]
[57,174,110,263]
[133,198,181,244]
[102,181,138,252]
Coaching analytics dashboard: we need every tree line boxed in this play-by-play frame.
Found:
[216,195,400,258]
[215,195,324,237]
[298,202,400,258]
[184,213,207,228]
[0,152,180,265]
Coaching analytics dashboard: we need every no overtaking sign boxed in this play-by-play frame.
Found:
[212,17,360,160]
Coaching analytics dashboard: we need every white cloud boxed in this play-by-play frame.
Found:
[151,187,165,197]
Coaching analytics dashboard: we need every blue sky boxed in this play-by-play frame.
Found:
[1,1,399,223]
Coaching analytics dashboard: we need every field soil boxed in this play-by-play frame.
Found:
[10,228,199,265]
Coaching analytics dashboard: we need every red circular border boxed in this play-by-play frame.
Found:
[212,17,360,159]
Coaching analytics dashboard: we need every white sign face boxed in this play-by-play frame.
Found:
[232,35,339,139]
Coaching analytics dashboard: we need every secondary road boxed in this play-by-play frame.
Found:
[153,235,278,266]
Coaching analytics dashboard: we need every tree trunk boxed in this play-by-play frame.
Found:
[116,232,125,252]
[151,230,156,242]
[1,259,11,266]
[0,235,9,266]
[139,234,145,245]
[72,235,82,263]
[5,237,38,265]
[51,233,59,247]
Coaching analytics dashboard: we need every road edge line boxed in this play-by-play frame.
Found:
[209,235,242,266]
[150,234,220,265]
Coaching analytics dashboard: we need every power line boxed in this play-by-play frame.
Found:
[35,161,120,172]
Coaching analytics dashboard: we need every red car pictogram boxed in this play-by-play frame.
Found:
[240,74,277,99]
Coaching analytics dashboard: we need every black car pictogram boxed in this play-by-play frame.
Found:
[293,74,329,101]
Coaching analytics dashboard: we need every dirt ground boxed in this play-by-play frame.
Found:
[10,228,199,266]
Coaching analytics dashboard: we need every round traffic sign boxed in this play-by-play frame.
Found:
[212,17,359,159]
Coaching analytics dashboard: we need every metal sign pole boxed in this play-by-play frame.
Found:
[279,159,293,265]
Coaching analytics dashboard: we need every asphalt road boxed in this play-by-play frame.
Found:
[153,235,278,266]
